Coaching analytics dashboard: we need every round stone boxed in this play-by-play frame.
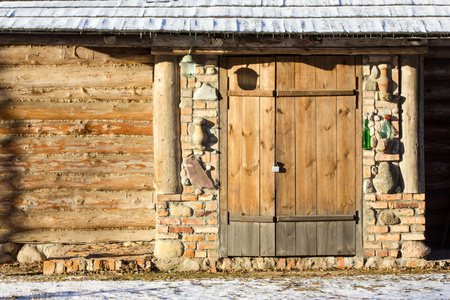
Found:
[154,240,184,259]
[378,210,400,225]
[402,241,431,258]
[373,162,399,194]
[170,204,192,217]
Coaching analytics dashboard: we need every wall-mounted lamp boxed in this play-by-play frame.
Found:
[181,37,197,78]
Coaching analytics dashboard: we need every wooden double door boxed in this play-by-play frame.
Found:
[225,56,362,257]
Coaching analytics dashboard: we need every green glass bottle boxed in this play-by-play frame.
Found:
[363,117,371,150]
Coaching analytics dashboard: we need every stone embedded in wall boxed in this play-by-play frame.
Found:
[363,179,376,194]
[402,241,431,258]
[0,243,21,256]
[363,65,380,91]
[364,207,376,225]
[372,162,400,194]
[378,210,400,225]
[183,259,201,271]
[193,83,218,100]
[184,155,215,189]
[16,244,45,264]
[376,139,393,154]
[0,253,14,264]
[170,204,193,218]
[154,240,184,259]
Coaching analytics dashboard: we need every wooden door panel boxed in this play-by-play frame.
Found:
[226,56,359,257]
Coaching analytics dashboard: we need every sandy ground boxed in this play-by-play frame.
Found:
[0,272,449,299]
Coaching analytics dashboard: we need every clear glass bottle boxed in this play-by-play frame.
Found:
[379,118,392,139]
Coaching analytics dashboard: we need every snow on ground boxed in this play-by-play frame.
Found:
[0,273,449,299]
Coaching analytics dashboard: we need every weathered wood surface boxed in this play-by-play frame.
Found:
[0,190,155,211]
[0,209,156,230]
[0,154,154,174]
[0,121,152,135]
[400,55,421,193]
[0,174,154,191]
[0,229,156,243]
[225,56,359,257]
[0,65,153,89]
[0,136,153,154]
[0,45,155,239]
[424,51,450,248]
[0,101,152,120]
[153,55,180,194]
[0,46,154,65]
[0,87,153,101]
[0,34,152,47]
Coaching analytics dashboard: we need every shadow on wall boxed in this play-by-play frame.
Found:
[0,87,27,242]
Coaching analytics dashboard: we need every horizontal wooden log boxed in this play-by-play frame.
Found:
[0,33,152,47]
[0,190,155,211]
[423,59,450,78]
[0,174,154,191]
[0,136,153,154]
[152,35,428,49]
[425,161,450,176]
[0,209,156,230]
[422,175,450,189]
[0,65,153,89]
[0,101,153,121]
[423,102,450,122]
[0,121,153,135]
[0,87,153,101]
[152,47,428,55]
[426,47,450,58]
[0,229,156,243]
[0,154,154,174]
[0,46,154,65]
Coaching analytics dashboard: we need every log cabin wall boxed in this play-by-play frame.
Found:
[424,45,450,249]
[0,44,156,243]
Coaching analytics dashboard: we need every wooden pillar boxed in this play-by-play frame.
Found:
[400,55,424,193]
[153,55,181,194]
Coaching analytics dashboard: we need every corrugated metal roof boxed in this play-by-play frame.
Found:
[0,0,449,35]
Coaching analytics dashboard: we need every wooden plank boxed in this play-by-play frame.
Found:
[0,65,153,89]
[355,55,363,256]
[153,47,428,55]
[0,154,154,174]
[240,57,261,256]
[227,58,244,256]
[228,90,274,97]
[336,56,356,216]
[0,229,156,243]
[295,56,318,256]
[0,46,154,65]
[0,121,153,136]
[295,222,316,255]
[277,215,356,222]
[152,35,428,50]
[219,57,229,257]
[316,56,338,255]
[259,56,276,257]
[228,215,275,223]
[0,190,155,211]
[0,136,153,154]
[0,209,156,230]
[0,174,154,191]
[0,87,153,101]
[277,89,356,97]
[0,101,153,121]
[275,56,296,256]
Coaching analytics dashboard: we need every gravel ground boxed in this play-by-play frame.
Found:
[0,272,449,299]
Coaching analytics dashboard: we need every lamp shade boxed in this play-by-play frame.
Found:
[181,54,196,78]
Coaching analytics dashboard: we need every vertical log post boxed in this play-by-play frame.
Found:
[153,55,181,194]
[400,55,424,193]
